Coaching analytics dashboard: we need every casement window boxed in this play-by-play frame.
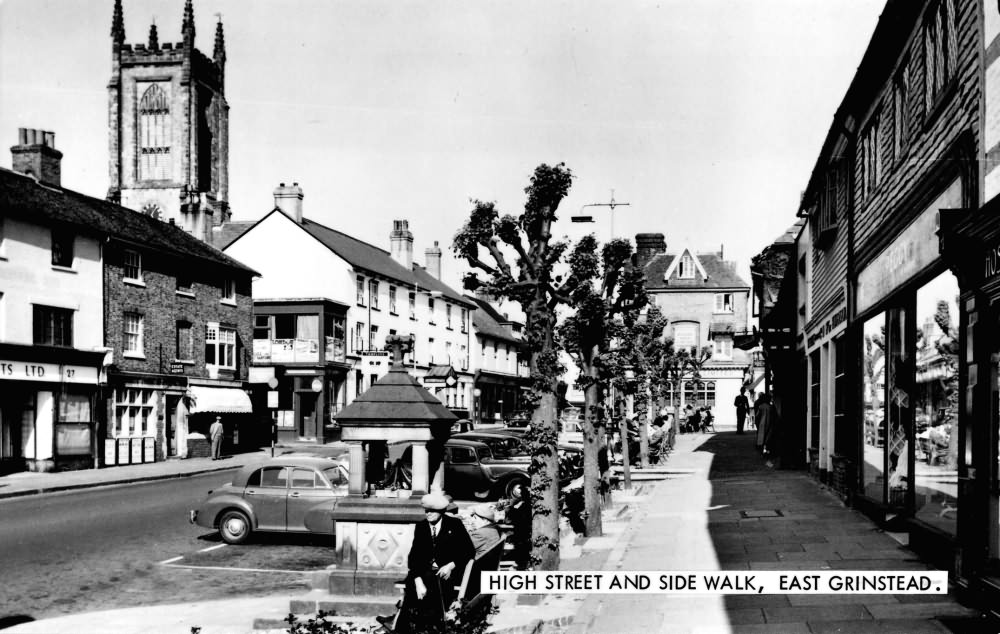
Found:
[221,278,236,303]
[389,286,397,314]
[409,292,416,320]
[176,321,193,361]
[428,337,435,365]
[113,388,154,437]
[446,342,453,364]
[51,229,74,267]
[176,274,193,295]
[860,112,881,200]
[428,297,436,324]
[123,250,142,282]
[123,312,144,356]
[713,336,733,360]
[33,305,73,346]
[714,293,733,313]
[138,83,171,181]
[893,62,912,159]
[369,280,379,310]
[253,315,272,340]
[446,304,453,329]
[369,324,378,350]
[815,161,844,243]
[678,254,694,279]
[356,276,365,305]
[205,322,236,369]
[461,308,468,333]
[924,0,957,111]
[460,344,468,370]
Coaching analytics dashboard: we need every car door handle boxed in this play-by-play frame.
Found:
[290,492,300,498]
[246,490,256,496]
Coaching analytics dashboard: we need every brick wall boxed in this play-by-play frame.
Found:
[104,243,253,381]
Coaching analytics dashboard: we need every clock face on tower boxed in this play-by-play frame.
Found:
[141,203,163,220]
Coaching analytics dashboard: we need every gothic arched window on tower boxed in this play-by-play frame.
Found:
[138,84,171,181]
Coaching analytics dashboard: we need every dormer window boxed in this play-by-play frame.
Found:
[678,254,695,279]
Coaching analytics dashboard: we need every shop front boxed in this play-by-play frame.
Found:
[854,177,964,571]
[940,200,1000,605]
[473,370,529,427]
[0,343,105,473]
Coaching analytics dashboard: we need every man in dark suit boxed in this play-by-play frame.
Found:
[396,491,475,632]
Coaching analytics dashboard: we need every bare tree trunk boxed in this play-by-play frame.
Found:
[531,389,561,571]
[582,379,603,536]
[637,383,649,468]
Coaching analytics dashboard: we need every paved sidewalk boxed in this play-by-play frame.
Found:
[563,427,984,634]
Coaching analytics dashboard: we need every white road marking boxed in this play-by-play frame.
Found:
[158,556,183,565]
[160,562,312,574]
[198,543,227,553]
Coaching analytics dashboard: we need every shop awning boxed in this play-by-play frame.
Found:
[187,386,253,414]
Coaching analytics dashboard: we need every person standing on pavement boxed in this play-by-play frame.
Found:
[757,394,781,467]
[209,416,224,460]
[734,388,750,435]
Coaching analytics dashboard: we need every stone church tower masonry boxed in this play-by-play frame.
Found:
[107,0,230,242]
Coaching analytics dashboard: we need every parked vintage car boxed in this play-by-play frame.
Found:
[189,456,349,544]
[453,430,584,484]
[388,438,531,500]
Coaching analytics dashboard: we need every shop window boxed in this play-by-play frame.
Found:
[51,230,74,267]
[684,380,715,408]
[33,305,73,346]
[123,312,144,356]
[123,250,143,283]
[324,314,346,362]
[176,321,193,361]
[913,271,959,533]
[112,388,155,437]
[57,392,93,456]
[885,306,910,508]
[810,350,821,451]
[833,336,849,455]
[862,313,886,501]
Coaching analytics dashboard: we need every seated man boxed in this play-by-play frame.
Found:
[389,491,475,633]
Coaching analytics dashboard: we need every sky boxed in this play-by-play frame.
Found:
[0,0,885,291]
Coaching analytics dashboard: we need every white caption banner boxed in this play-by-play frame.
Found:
[482,571,948,595]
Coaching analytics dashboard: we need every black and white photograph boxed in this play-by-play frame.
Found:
[0,0,997,632]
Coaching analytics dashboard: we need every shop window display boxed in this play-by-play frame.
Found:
[885,306,910,509]
[862,314,886,500]
[913,272,959,533]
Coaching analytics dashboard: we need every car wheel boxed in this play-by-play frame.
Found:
[218,509,251,545]
[504,476,528,499]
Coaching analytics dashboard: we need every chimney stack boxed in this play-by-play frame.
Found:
[390,220,414,270]
[425,240,442,279]
[11,128,62,188]
[273,182,304,223]
[635,233,666,269]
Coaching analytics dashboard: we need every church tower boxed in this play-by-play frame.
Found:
[107,0,230,242]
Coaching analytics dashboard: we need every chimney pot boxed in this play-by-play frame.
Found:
[11,128,62,187]
[273,182,304,223]
[424,239,443,280]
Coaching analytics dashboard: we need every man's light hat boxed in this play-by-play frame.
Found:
[420,491,450,511]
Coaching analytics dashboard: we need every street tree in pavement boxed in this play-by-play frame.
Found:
[452,162,574,571]
[559,235,647,537]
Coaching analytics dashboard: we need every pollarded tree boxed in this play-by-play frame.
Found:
[659,335,712,439]
[558,236,647,537]
[452,163,574,571]
[618,305,669,467]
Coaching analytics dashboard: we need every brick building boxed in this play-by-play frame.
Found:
[635,233,752,424]
[2,128,256,471]
[106,0,230,242]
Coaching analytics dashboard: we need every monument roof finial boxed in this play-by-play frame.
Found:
[213,14,226,63]
[148,22,159,50]
[111,0,125,45]
[182,0,195,42]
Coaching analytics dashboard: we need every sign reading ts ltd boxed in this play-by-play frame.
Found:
[0,360,99,384]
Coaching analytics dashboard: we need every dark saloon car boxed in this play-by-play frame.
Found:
[190,456,349,544]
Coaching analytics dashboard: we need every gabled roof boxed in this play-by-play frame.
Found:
[661,247,708,281]
[643,250,749,290]
[225,208,475,307]
[468,296,522,345]
[0,168,257,275]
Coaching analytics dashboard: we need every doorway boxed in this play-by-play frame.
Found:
[164,395,180,457]
[299,392,317,439]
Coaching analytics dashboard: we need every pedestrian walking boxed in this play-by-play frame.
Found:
[734,388,750,435]
[209,416,224,460]
[757,394,780,467]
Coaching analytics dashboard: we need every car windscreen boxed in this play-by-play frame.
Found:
[323,465,347,486]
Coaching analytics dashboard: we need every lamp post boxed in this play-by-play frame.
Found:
[472,387,482,428]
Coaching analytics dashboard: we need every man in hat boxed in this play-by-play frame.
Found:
[397,491,475,631]
[209,416,224,460]
[465,503,502,558]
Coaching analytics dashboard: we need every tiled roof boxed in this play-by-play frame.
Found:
[708,321,738,335]
[211,220,256,250]
[0,168,256,274]
[469,296,522,345]
[333,365,457,426]
[291,214,474,308]
[643,251,749,290]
